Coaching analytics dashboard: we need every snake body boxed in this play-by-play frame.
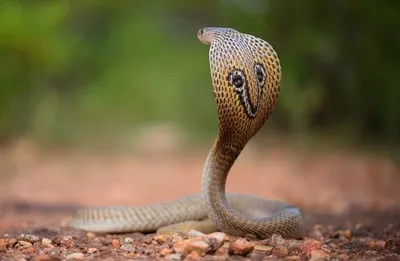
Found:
[69,27,305,239]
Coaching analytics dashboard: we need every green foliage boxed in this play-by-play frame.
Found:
[0,0,398,148]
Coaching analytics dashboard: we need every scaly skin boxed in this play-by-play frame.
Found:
[69,27,306,240]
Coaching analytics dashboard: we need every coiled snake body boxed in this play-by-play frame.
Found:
[70,27,305,239]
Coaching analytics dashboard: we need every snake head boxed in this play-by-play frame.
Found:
[198,27,282,150]
[197,27,238,45]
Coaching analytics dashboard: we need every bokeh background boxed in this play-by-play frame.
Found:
[0,1,399,216]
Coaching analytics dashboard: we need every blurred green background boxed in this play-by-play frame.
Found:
[1,0,399,153]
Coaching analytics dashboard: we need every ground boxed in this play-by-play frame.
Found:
[0,139,399,260]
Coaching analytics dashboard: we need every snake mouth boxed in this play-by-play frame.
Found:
[197,28,209,45]
[197,28,204,38]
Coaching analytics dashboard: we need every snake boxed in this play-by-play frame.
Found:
[69,27,306,240]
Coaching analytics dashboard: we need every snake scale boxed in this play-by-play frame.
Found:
[69,27,306,240]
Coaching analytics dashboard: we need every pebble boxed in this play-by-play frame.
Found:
[123,237,134,244]
[111,239,120,248]
[120,244,135,252]
[366,240,386,250]
[337,253,350,260]
[334,229,352,242]
[253,244,272,252]
[173,238,210,255]
[51,236,61,245]
[0,238,17,249]
[228,238,254,256]
[17,233,40,243]
[166,253,183,260]
[160,248,173,257]
[269,234,285,246]
[310,249,330,260]
[249,252,264,261]
[184,250,201,260]
[60,236,74,248]
[271,245,288,258]
[203,232,228,250]
[302,239,322,256]
[169,232,189,245]
[18,240,33,247]
[287,240,302,253]
[215,246,229,257]
[27,246,36,253]
[173,232,229,256]
[87,247,98,254]
[385,238,400,254]
[66,252,84,260]
[86,232,96,239]
[154,235,167,244]
[35,254,57,261]
[41,238,53,248]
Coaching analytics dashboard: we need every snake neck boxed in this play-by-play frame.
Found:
[201,138,248,236]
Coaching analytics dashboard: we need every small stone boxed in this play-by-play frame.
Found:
[87,247,97,254]
[166,253,183,260]
[310,249,330,260]
[51,236,61,245]
[123,237,134,244]
[66,252,84,260]
[100,238,112,245]
[269,234,285,246]
[366,240,386,250]
[35,254,57,261]
[203,232,228,251]
[120,244,134,252]
[160,248,173,257]
[154,235,167,244]
[142,235,153,244]
[249,252,264,261]
[215,246,229,258]
[111,239,120,248]
[228,238,255,256]
[271,245,288,258]
[287,240,302,253]
[253,244,273,252]
[334,229,352,242]
[337,254,350,260]
[355,223,363,230]
[41,238,53,248]
[169,232,189,246]
[60,236,74,248]
[0,238,17,249]
[86,232,96,239]
[17,234,40,243]
[18,240,33,247]
[385,238,400,254]
[344,230,352,239]
[27,246,36,253]
[173,238,210,255]
[184,250,200,260]
[302,239,322,256]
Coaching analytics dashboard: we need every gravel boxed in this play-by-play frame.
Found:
[0,203,399,261]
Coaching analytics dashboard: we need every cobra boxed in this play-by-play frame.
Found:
[69,27,306,240]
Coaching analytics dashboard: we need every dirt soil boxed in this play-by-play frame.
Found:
[0,140,399,260]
